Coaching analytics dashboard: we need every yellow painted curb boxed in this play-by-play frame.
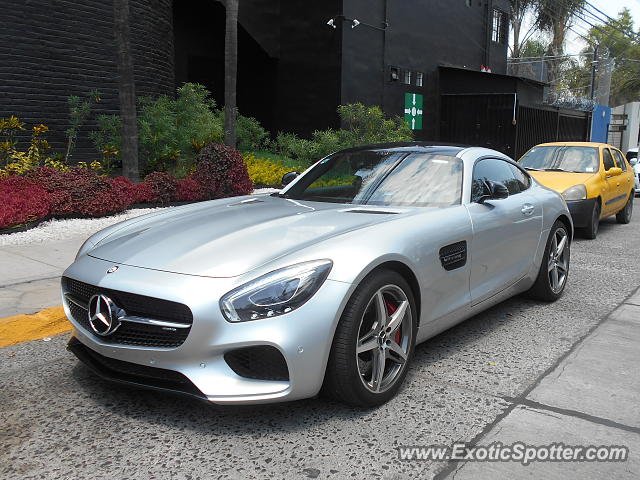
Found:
[0,306,71,347]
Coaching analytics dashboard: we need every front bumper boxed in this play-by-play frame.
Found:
[63,255,353,404]
[565,197,596,228]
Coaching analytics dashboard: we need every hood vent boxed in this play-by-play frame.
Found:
[228,198,264,206]
[344,209,399,215]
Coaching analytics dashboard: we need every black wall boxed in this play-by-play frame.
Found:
[174,0,342,137]
[0,0,174,162]
[340,0,510,140]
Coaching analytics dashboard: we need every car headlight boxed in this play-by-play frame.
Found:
[220,260,333,322]
[561,184,587,201]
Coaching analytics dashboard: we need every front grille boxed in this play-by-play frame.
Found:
[67,337,205,399]
[225,346,289,381]
[63,277,193,348]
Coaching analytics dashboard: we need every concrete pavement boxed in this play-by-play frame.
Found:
[2,205,640,479]
[0,237,84,317]
[442,291,640,479]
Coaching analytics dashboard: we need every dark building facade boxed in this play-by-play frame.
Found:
[173,0,511,139]
[0,0,174,160]
[4,0,551,162]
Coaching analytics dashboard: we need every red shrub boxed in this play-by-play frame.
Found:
[108,176,141,207]
[175,177,205,202]
[192,143,253,199]
[0,176,51,229]
[25,167,129,217]
[144,171,178,204]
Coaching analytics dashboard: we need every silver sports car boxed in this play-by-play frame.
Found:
[63,143,572,407]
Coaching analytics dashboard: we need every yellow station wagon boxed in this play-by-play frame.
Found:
[518,142,634,239]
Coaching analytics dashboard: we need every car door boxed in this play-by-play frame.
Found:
[466,158,542,305]
[612,148,633,204]
[601,147,624,216]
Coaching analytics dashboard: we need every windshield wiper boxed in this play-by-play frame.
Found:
[541,168,570,172]
[270,192,287,198]
[523,167,543,171]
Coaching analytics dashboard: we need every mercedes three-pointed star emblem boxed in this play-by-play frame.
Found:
[87,294,121,336]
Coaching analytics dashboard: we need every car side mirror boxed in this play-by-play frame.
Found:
[281,171,299,186]
[628,158,637,166]
[478,180,509,203]
[607,167,623,177]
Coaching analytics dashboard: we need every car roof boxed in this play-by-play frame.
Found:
[535,141,613,148]
[337,142,468,156]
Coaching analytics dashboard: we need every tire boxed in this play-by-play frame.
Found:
[616,193,633,224]
[322,270,417,407]
[527,220,570,302]
[583,200,600,239]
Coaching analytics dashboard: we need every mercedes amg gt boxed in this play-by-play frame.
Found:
[63,143,572,407]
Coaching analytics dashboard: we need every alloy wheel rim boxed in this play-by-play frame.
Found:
[627,197,633,220]
[548,228,569,294]
[355,285,412,394]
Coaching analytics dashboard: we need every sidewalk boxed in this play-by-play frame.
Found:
[442,289,640,479]
[0,237,84,317]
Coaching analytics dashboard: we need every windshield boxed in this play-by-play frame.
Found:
[281,150,463,207]
[519,146,599,173]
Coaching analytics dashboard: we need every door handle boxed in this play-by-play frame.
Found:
[521,204,535,215]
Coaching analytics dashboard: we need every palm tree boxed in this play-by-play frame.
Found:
[509,0,537,58]
[113,0,139,181]
[535,0,586,87]
[224,0,239,148]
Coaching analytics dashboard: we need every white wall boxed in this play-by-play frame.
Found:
[612,102,640,153]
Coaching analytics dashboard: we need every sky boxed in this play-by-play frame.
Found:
[565,0,640,54]
[513,0,640,55]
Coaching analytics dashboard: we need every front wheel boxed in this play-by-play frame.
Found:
[323,270,417,407]
[527,220,570,302]
[583,200,600,239]
[616,193,633,224]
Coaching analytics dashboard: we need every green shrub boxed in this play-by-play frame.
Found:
[273,103,413,165]
[90,83,270,176]
[138,83,221,175]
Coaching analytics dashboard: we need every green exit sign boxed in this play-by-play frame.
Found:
[404,93,423,130]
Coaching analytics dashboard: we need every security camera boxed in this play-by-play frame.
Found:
[352,19,360,28]
[327,18,336,28]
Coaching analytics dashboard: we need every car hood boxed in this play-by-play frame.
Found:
[528,171,597,194]
[88,195,410,277]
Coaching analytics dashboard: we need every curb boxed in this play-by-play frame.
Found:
[0,306,71,347]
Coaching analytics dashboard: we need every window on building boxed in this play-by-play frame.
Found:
[403,70,412,85]
[416,72,424,87]
[491,9,508,44]
[465,0,472,6]
[390,66,399,81]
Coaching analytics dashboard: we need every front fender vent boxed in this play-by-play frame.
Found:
[439,241,467,271]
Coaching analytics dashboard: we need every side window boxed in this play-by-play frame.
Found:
[613,150,628,171]
[508,163,531,191]
[471,158,520,202]
[603,148,615,171]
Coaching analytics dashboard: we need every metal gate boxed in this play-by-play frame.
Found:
[440,93,516,156]
[440,94,591,159]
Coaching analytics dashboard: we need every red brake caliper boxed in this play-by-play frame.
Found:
[384,299,402,344]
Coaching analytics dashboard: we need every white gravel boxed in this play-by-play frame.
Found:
[0,208,167,247]
[0,188,279,247]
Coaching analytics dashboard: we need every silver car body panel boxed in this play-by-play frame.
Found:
[62,146,571,404]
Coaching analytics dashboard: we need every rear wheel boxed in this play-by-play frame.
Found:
[616,193,633,224]
[583,200,600,239]
[527,221,570,302]
[323,270,417,407]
